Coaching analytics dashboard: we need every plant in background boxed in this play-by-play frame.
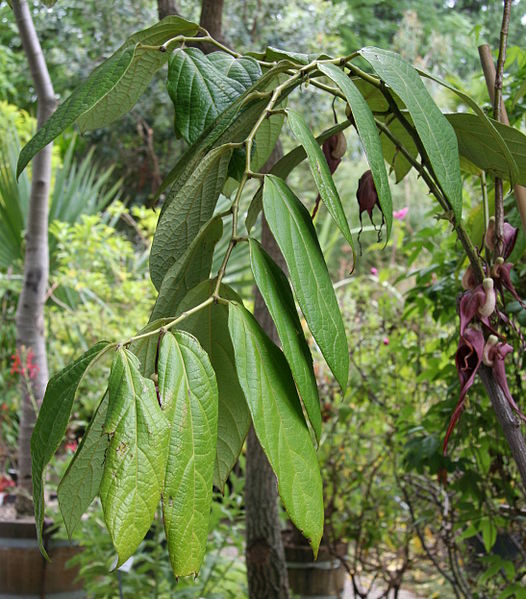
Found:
[14,5,526,591]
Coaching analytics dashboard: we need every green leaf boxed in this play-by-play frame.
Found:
[378,116,418,182]
[150,145,232,290]
[228,302,323,554]
[58,393,110,538]
[129,318,172,380]
[286,109,354,250]
[176,280,250,491]
[418,68,519,184]
[319,63,392,238]
[18,17,199,177]
[31,341,109,556]
[245,121,350,233]
[480,516,497,553]
[446,113,526,185]
[158,331,218,576]
[100,349,170,568]
[359,47,463,220]
[249,240,321,441]
[168,48,261,145]
[263,175,348,389]
[154,62,293,203]
[150,216,223,321]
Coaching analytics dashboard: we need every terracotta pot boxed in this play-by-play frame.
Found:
[282,530,348,598]
[0,519,84,598]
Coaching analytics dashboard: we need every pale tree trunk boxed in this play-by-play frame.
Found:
[246,143,290,598]
[157,0,180,19]
[12,0,55,515]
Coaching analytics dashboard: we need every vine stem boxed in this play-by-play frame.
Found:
[492,0,512,257]
[374,118,485,282]
[478,41,526,238]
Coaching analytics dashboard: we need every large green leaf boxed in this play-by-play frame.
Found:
[286,109,354,250]
[31,341,109,555]
[18,17,199,176]
[446,113,526,184]
[58,393,109,538]
[150,216,223,321]
[263,175,348,389]
[177,280,250,491]
[100,349,170,567]
[249,240,321,441]
[418,68,519,184]
[228,302,323,554]
[245,121,350,233]
[154,62,293,203]
[158,331,218,576]
[168,48,261,144]
[319,63,392,238]
[359,47,463,220]
[150,145,232,290]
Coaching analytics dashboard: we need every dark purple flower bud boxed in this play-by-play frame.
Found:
[356,170,379,221]
[322,132,347,175]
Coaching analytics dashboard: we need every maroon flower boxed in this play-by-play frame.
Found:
[459,278,495,335]
[356,170,385,243]
[445,331,526,454]
[485,218,518,260]
[492,259,526,309]
[444,326,485,454]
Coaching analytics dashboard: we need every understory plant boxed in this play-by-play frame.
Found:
[17,10,526,584]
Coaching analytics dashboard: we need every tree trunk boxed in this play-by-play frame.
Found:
[157,0,180,19]
[479,366,526,496]
[11,0,55,515]
[199,0,225,53]
[246,143,290,598]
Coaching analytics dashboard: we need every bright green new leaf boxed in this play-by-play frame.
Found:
[228,302,323,554]
[58,393,110,538]
[263,175,348,389]
[150,216,223,321]
[100,349,170,568]
[359,47,463,220]
[249,240,321,441]
[446,113,526,185]
[150,145,232,290]
[168,48,261,144]
[18,17,199,177]
[177,279,250,491]
[158,331,218,577]
[319,63,392,239]
[286,109,354,250]
[31,341,109,556]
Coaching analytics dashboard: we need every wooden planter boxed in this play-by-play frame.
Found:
[0,518,84,598]
[283,530,348,599]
